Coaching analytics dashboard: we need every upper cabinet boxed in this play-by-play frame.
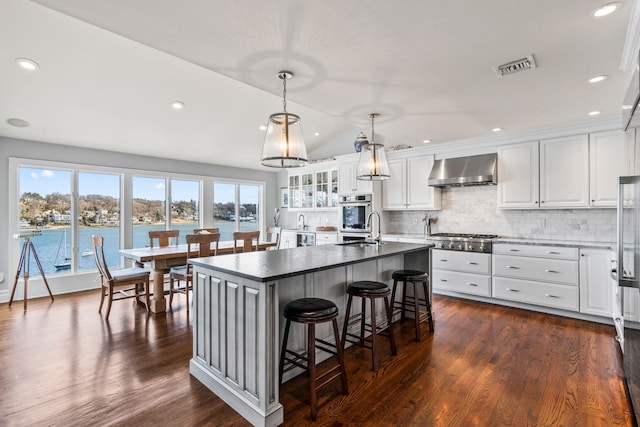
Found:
[539,134,589,208]
[382,154,441,210]
[499,131,630,209]
[338,161,373,195]
[589,129,634,207]
[498,141,540,209]
[288,163,339,210]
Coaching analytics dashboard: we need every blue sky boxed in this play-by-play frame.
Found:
[20,167,257,203]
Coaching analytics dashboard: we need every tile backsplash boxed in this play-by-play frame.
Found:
[387,186,616,243]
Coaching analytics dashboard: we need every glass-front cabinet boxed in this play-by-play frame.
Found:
[288,175,301,209]
[301,172,314,209]
[315,169,338,208]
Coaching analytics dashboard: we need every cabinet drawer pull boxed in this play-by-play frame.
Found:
[546,251,560,255]
[467,262,478,265]
[508,248,520,252]
[544,269,559,273]
[545,293,559,298]
[467,283,478,287]
[506,265,520,269]
[440,279,448,282]
[506,288,519,292]
[440,259,448,262]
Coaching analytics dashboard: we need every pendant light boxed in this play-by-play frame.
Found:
[261,71,308,168]
[356,113,390,180]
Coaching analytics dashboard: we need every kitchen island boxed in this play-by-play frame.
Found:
[188,242,431,427]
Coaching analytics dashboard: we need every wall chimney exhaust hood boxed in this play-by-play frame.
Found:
[428,153,497,187]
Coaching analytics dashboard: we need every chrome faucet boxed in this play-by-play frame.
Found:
[423,214,436,237]
[298,214,306,229]
[366,211,382,244]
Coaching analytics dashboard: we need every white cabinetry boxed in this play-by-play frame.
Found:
[315,169,339,208]
[289,163,339,210]
[315,232,338,245]
[589,130,634,207]
[338,161,372,195]
[539,135,589,208]
[382,155,441,210]
[498,141,539,208]
[579,248,613,317]
[431,249,492,297]
[280,231,297,249]
[492,243,579,311]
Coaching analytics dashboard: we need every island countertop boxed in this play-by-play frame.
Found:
[189,242,433,282]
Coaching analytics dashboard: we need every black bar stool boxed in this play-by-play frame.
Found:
[279,297,349,421]
[341,281,397,371]
[391,270,434,342]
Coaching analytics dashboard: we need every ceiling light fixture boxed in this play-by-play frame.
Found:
[6,118,30,127]
[423,139,432,144]
[171,101,185,110]
[591,3,620,17]
[356,113,390,181]
[589,75,608,83]
[588,110,601,116]
[314,132,320,136]
[261,71,308,168]
[492,127,503,132]
[16,58,39,71]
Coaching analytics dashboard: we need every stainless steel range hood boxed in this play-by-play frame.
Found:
[428,153,497,187]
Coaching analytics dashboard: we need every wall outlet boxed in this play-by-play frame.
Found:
[412,218,418,225]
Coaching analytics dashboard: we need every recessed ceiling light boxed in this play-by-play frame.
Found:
[6,118,30,127]
[15,58,39,71]
[259,125,267,131]
[588,111,601,116]
[422,139,431,144]
[492,128,502,132]
[314,132,320,136]
[591,2,620,17]
[171,101,185,110]
[589,75,608,83]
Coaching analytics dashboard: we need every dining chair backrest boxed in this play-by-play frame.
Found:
[193,228,220,235]
[233,231,260,253]
[149,230,179,248]
[185,233,220,273]
[265,227,282,250]
[92,235,113,281]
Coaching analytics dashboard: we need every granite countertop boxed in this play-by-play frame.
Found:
[189,242,432,282]
[494,237,614,250]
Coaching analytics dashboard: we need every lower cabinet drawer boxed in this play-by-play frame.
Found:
[432,269,491,297]
[492,277,579,311]
[493,255,578,285]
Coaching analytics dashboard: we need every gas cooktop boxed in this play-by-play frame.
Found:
[426,233,498,253]
[428,233,499,239]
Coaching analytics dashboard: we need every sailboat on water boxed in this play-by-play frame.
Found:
[54,228,71,270]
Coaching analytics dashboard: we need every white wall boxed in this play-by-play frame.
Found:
[0,136,278,300]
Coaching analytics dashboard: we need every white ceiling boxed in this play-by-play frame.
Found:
[0,0,635,171]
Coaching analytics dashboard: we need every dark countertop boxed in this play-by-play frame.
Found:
[189,242,433,282]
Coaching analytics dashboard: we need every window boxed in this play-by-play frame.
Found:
[171,179,200,244]
[213,182,262,240]
[78,172,121,271]
[18,167,71,276]
[132,176,167,248]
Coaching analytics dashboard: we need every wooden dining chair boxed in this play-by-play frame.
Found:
[265,227,282,250]
[92,235,151,320]
[148,230,179,248]
[233,231,260,253]
[168,233,220,311]
[193,228,220,235]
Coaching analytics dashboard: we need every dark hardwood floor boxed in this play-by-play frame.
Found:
[0,290,634,426]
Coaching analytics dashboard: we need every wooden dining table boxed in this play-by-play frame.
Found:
[119,240,277,313]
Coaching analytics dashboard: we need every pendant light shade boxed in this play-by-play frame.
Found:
[356,113,390,180]
[261,71,308,168]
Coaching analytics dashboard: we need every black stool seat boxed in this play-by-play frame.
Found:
[392,269,427,280]
[347,281,390,296]
[283,298,338,322]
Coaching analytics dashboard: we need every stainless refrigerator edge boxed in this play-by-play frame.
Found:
[615,175,640,422]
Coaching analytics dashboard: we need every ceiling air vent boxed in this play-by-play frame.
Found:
[493,55,536,77]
